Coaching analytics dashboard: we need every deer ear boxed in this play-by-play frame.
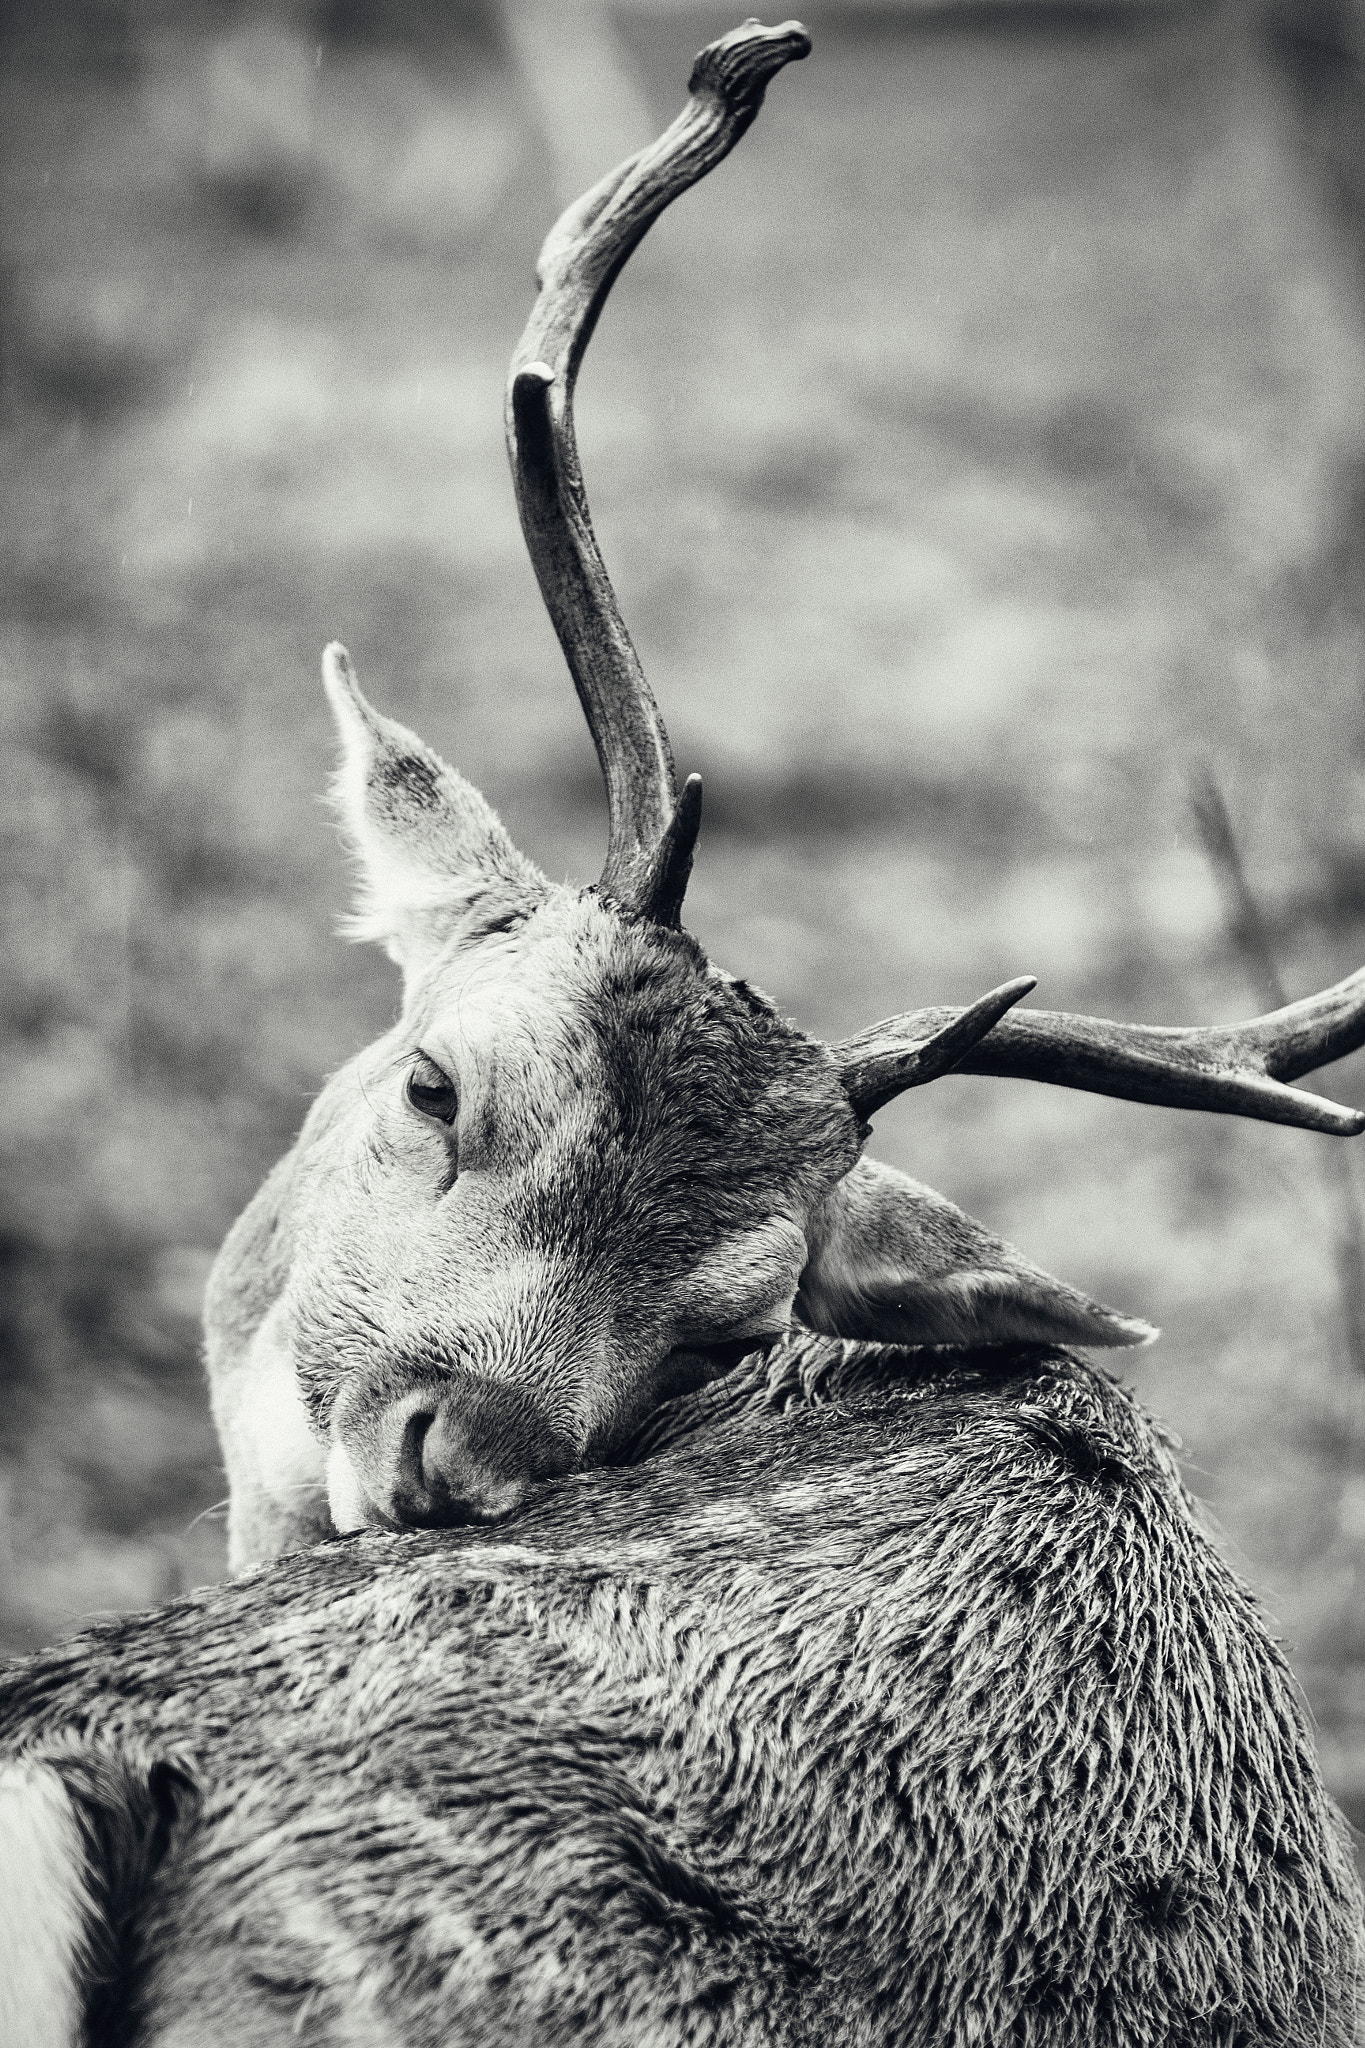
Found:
[796,1156,1155,1352]
[322,644,546,979]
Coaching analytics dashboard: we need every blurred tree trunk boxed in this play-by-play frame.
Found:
[499,0,652,208]
[1263,0,1365,243]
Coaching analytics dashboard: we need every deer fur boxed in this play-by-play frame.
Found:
[0,1759,89,2048]
[2,1337,1362,2045]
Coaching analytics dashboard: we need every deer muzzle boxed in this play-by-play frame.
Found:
[329,1372,578,1531]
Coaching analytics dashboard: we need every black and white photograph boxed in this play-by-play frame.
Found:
[1,0,1364,2039]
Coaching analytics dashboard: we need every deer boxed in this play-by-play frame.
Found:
[2,19,1363,2047]
[200,17,1365,1580]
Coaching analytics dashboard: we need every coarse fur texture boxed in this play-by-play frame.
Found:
[3,1335,1362,2046]
[0,1737,194,2048]
[0,1758,87,2048]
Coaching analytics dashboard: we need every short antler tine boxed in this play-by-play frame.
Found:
[506,19,811,921]
[834,966,1365,1135]
[837,977,1037,1118]
[634,773,704,933]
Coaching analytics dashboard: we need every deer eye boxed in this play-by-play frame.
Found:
[694,1336,773,1375]
[405,1054,458,1125]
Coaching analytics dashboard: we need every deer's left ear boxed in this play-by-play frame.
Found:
[796,1157,1155,1351]
[323,644,547,983]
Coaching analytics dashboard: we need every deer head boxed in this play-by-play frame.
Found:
[243,18,1365,1547]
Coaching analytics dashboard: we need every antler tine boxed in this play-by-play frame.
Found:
[833,966,1365,1135]
[506,18,812,918]
[840,976,1039,1119]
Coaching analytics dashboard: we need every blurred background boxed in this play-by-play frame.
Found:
[4,0,1365,1838]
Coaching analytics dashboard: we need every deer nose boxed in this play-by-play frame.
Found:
[344,1384,543,1529]
[414,1401,534,1525]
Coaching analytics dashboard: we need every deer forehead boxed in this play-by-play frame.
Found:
[406,893,845,1138]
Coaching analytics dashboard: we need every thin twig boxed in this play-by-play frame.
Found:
[1189,770,1289,1011]
[1191,765,1365,1375]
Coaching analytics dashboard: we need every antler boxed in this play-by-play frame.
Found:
[506,19,811,923]
[834,968,1365,1134]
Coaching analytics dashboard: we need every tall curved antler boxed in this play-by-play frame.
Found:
[834,968,1365,1134]
[506,19,811,924]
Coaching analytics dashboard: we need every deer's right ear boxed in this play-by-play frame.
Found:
[322,644,546,980]
[796,1156,1155,1352]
